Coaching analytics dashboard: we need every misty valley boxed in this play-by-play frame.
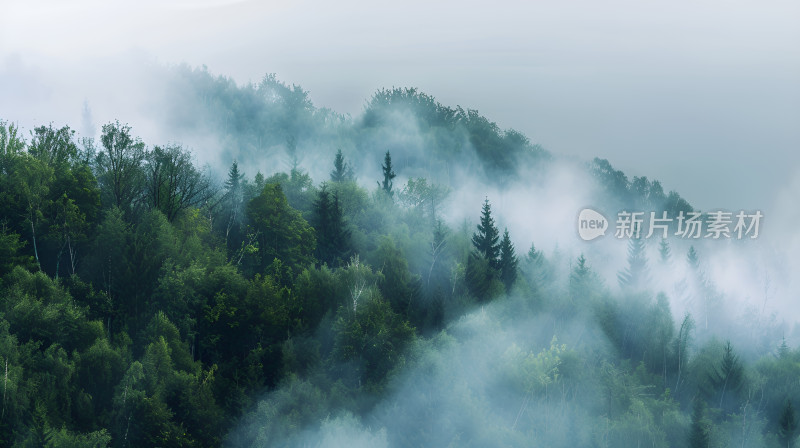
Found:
[0,66,798,448]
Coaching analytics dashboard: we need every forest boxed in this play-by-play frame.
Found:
[0,65,797,447]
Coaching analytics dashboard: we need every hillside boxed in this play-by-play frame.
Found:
[0,67,795,448]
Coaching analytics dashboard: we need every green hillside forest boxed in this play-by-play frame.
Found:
[0,66,796,447]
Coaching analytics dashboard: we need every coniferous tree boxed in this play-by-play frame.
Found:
[524,243,550,288]
[712,340,744,410]
[330,149,354,183]
[779,336,790,359]
[223,160,246,256]
[378,151,396,197]
[569,254,592,299]
[329,191,350,262]
[498,228,518,293]
[658,238,671,263]
[687,245,700,270]
[688,399,710,448]
[780,399,797,448]
[312,185,350,267]
[618,237,649,289]
[471,198,500,269]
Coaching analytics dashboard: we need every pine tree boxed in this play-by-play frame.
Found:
[378,151,396,197]
[225,160,244,195]
[658,238,671,263]
[312,185,350,266]
[223,160,245,255]
[713,340,743,410]
[618,237,649,289]
[688,399,710,448]
[569,254,592,299]
[687,245,700,270]
[330,149,354,182]
[313,186,333,264]
[471,198,500,269]
[779,399,797,448]
[779,336,790,359]
[498,228,518,293]
[329,191,351,263]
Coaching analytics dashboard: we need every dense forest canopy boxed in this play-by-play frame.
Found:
[0,66,797,447]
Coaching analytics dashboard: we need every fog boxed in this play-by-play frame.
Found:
[2,2,800,446]
[3,0,800,211]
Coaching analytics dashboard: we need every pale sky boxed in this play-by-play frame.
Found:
[1,0,799,212]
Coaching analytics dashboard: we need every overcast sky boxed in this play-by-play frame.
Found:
[1,0,798,212]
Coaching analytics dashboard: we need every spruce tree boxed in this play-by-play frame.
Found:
[779,399,797,448]
[688,399,710,448]
[618,237,649,289]
[712,340,743,411]
[330,148,353,183]
[658,238,671,263]
[330,191,351,263]
[687,245,700,270]
[312,185,350,266]
[223,160,245,254]
[779,336,790,359]
[378,150,396,197]
[471,198,500,269]
[498,228,518,293]
[569,254,592,299]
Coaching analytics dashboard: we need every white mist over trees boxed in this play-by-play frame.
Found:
[0,66,798,447]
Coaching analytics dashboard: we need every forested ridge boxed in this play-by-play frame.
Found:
[0,66,797,447]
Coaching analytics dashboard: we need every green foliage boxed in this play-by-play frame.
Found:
[144,144,213,222]
[465,252,503,303]
[333,291,415,386]
[688,399,711,448]
[0,78,791,448]
[95,121,146,214]
[378,151,396,197]
[397,177,449,221]
[618,237,649,290]
[330,148,354,183]
[0,225,36,278]
[312,185,351,267]
[498,228,518,293]
[779,400,797,448]
[246,182,315,277]
[471,198,500,269]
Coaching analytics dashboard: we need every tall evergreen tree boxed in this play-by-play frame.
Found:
[688,399,710,448]
[780,399,797,448]
[498,228,518,293]
[712,340,743,410]
[471,198,500,269]
[687,245,700,270]
[330,191,350,261]
[618,237,649,289]
[330,149,353,183]
[223,160,245,250]
[378,150,396,197]
[312,185,350,266]
[569,254,593,299]
[658,238,671,263]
